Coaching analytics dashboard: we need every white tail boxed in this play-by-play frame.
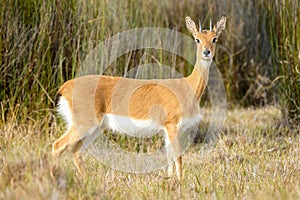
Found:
[52,16,226,180]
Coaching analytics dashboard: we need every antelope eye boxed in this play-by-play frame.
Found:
[195,38,200,44]
[212,37,218,43]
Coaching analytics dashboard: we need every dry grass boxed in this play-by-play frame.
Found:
[1,106,299,199]
[1,2,299,199]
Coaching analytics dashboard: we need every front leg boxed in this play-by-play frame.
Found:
[164,124,182,181]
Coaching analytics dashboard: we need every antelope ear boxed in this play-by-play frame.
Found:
[214,16,226,37]
[185,16,198,37]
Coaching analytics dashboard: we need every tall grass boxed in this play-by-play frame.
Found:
[0,1,299,199]
[0,0,299,123]
[267,0,300,122]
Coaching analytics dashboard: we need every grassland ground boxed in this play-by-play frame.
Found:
[0,106,299,199]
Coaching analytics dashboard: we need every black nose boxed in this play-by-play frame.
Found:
[203,49,211,56]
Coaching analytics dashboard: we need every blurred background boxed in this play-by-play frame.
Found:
[0,0,299,124]
[1,1,300,198]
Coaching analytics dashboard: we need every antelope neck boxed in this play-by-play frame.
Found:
[187,58,211,101]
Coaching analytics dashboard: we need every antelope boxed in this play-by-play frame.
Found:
[52,16,226,180]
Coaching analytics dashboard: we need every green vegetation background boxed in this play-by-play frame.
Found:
[0,0,299,123]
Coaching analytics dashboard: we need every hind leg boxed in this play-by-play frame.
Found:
[51,126,81,179]
[72,140,86,176]
[52,125,81,171]
[71,126,101,175]
[52,126,79,157]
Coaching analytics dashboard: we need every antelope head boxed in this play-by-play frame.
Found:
[185,16,226,62]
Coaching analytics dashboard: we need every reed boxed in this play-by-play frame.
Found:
[0,0,299,123]
[267,0,300,122]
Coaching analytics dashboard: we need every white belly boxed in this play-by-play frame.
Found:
[100,114,202,138]
[101,114,164,138]
[177,114,202,133]
[58,96,202,141]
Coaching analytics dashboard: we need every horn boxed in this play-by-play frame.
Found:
[199,19,202,32]
[210,18,212,31]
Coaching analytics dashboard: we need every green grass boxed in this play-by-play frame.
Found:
[1,107,299,199]
[0,1,299,199]
[1,0,299,123]
[267,0,300,122]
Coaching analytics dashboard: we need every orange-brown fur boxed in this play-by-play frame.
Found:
[52,16,226,180]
